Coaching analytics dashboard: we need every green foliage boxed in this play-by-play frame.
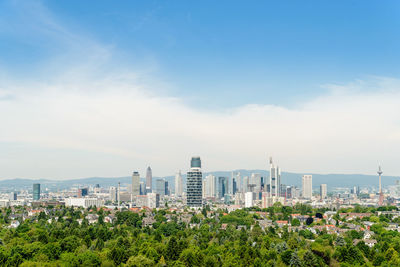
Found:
[0,205,396,266]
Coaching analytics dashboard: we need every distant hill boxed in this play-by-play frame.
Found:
[0,170,398,192]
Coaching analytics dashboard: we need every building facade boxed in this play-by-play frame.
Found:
[186,156,203,207]
[320,184,327,199]
[302,175,313,199]
[132,171,140,197]
[33,183,40,201]
[175,171,183,196]
[146,166,152,193]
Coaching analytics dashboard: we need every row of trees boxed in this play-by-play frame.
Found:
[0,205,399,266]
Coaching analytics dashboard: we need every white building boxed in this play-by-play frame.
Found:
[109,186,117,202]
[245,192,254,208]
[132,171,140,197]
[175,171,183,197]
[65,198,104,208]
[204,174,216,197]
[147,193,160,208]
[302,175,313,199]
[251,173,262,192]
[320,184,327,199]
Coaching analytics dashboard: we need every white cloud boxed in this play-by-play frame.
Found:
[1,71,400,179]
[1,1,400,179]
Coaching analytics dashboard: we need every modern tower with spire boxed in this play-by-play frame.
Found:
[269,157,281,199]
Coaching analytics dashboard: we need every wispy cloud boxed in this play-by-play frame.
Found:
[1,1,400,179]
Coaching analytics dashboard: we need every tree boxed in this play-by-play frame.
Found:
[289,252,302,267]
[167,236,179,261]
[291,218,300,226]
[126,255,154,267]
[303,250,319,267]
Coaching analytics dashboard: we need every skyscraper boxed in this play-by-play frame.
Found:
[175,171,183,197]
[302,175,312,199]
[251,173,262,193]
[33,183,40,201]
[320,184,327,200]
[146,166,152,193]
[132,171,140,197]
[186,156,203,207]
[155,178,166,197]
[269,158,281,198]
[204,174,216,198]
[218,177,226,199]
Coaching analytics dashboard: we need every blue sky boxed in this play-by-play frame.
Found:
[1,1,400,179]
[2,1,399,108]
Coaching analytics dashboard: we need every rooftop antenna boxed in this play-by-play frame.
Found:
[118,182,121,211]
[377,165,384,206]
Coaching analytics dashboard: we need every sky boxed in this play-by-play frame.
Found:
[0,0,400,179]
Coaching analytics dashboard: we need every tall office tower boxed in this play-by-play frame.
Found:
[218,177,226,199]
[165,181,169,196]
[146,166,152,193]
[132,171,140,197]
[234,172,242,192]
[205,174,216,198]
[251,173,262,192]
[233,179,237,194]
[175,171,183,197]
[320,184,327,200]
[33,183,40,201]
[269,158,281,198]
[302,175,313,199]
[109,186,117,202]
[139,182,146,195]
[155,178,166,197]
[186,156,203,207]
[243,176,249,192]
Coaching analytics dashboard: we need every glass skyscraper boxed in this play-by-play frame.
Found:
[186,156,203,207]
[33,183,40,201]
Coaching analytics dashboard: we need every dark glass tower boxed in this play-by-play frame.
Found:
[187,156,203,207]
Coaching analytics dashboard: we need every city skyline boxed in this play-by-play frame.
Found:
[1,1,400,179]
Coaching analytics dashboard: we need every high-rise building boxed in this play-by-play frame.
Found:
[140,182,146,195]
[186,156,203,207]
[243,176,249,192]
[132,171,140,197]
[204,174,216,198]
[320,184,327,200]
[251,173,262,193]
[302,175,313,199]
[109,186,117,202]
[175,171,183,197]
[269,158,281,198]
[147,193,160,208]
[245,192,254,208]
[33,183,40,201]
[156,178,166,197]
[217,177,226,199]
[165,181,169,196]
[146,166,152,193]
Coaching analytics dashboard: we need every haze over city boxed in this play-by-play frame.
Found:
[1,1,400,179]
